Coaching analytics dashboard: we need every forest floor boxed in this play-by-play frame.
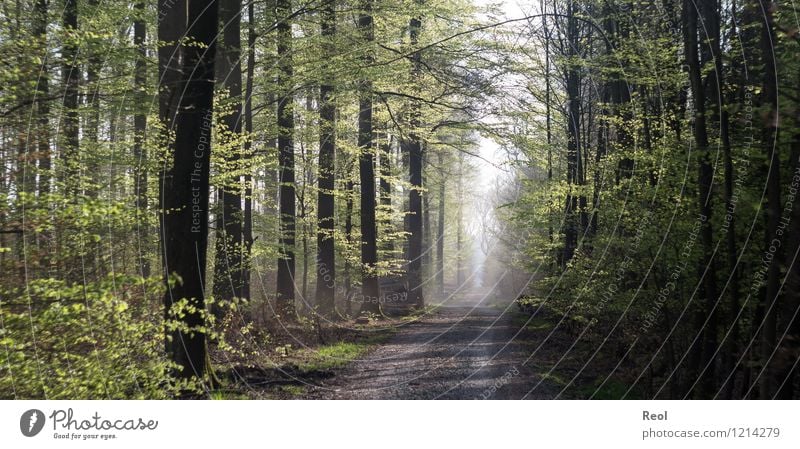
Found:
[219,288,603,399]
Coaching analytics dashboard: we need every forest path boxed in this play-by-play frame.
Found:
[306,289,559,399]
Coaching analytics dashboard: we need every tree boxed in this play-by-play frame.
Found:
[133,0,149,277]
[160,0,218,382]
[34,0,50,197]
[61,0,79,196]
[275,0,296,319]
[684,0,719,396]
[213,0,245,312]
[315,0,337,316]
[406,10,424,308]
[758,0,781,399]
[358,0,381,315]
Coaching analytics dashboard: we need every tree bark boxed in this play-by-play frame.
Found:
[684,0,719,397]
[407,12,424,307]
[134,0,149,277]
[315,0,336,316]
[275,0,296,319]
[241,0,256,301]
[213,0,245,313]
[758,0,781,399]
[34,0,50,197]
[160,0,218,382]
[358,0,381,314]
[61,0,79,197]
[436,151,445,296]
[379,131,393,253]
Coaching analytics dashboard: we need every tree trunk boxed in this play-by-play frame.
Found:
[562,1,579,265]
[315,0,336,316]
[700,0,740,398]
[62,0,79,196]
[344,174,355,316]
[684,0,718,397]
[160,0,218,382]
[422,167,431,275]
[436,151,445,296]
[134,0,149,277]
[212,0,244,313]
[34,0,50,197]
[758,0,781,399]
[358,0,381,315]
[85,0,101,198]
[407,13,424,307]
[275,0,296,318]
[241,0,256,301]
[379,131,393,253]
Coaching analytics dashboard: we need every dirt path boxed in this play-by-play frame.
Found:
[305,290,559,399]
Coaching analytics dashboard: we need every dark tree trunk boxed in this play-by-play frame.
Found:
[213,0,244,312]
[562,1,580,266]
[160,0,218,382]
[85,0,101,198]
[776,68,800,399]
[358,0,381,314]
[422,167,431,274]
[543,0,553,245]
[62,0,79,197]
[134,0,149,277]
[344,174,355,316]
[275,0,296,318]
[700,0,740,398]
[436,151,445,296]
[407,13,424,307]
[684,0,718,397]
[34,0,50,197]
[315,0,336,316]
[758,0,781,399]
[241,0,256,301]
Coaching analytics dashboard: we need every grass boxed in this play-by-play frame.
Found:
[538,371,568,386]
[296,333,393,372]
[278,385,306,396]
[573,379,641,399]
[512,313,555,332]
[209,390,249,400]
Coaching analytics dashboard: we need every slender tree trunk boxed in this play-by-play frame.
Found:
[379,131,393,253]
[133,0,149,277]
[562,0,579,265]
[698,0,741,399]
[344,174,354,316]
[85,0,101,198]
[315,0,336,316]
[213,0,244,313]
[456,154,463,286]
[62,0,80,197]
[275,0,296,318]
[241,0,256,301]
[776,68,800,399]
[543,0,553,245]
[358,0,381,314]
[758,0,781,399]
[407,12,424,307]
[34,0,50,197]
[422,166,431,275]
[160,0,218,382]
[684,0,719,397]
[436,151,445,296]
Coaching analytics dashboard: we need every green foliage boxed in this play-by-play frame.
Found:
[0,274,179,399]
